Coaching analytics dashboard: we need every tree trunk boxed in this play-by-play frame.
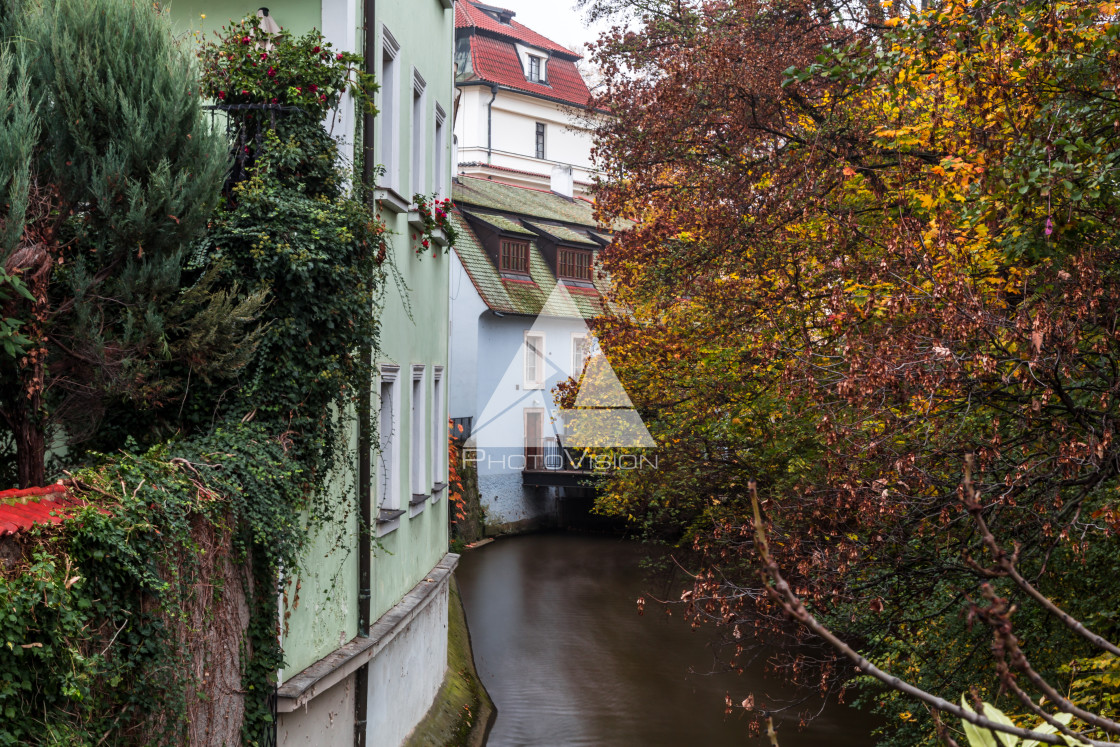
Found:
[14,407,45,488]
[4,240,52,489]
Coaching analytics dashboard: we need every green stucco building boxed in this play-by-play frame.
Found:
[167,2,457,745]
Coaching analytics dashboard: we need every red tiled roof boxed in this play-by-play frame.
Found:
[0,484,85,536]
[456,1,579,58]
[469,35,592,109]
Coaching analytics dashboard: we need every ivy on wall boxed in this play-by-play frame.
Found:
[0,8,386,745]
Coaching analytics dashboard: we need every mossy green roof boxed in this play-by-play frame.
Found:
[453,176,601,227]
[524,221,600,247]
[451,209,609,319]
[451,178,619,319]
[463,211,535,236]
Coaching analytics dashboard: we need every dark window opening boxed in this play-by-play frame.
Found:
[558,248,592,281]
[501,239,530,274]
[535,122,546,160]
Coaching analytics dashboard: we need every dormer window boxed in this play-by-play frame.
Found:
[500,238,530,274]
[558,248,592,282]
[479,4,515,24]
[527,55,544,83]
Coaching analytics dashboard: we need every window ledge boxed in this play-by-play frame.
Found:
[439,0,452,8]
[375,187,410,214]
[375,508,404,536]
[409,493,429,506]
[377,507,406,523]
[430,483,446,503]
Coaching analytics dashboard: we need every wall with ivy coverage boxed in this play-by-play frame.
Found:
[159,1,456,738]
[279,457,360,678]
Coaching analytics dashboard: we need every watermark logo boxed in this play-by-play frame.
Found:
[461,448,659,472]
[466,281,655,474]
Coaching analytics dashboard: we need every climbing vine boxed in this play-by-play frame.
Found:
[0,9,386,745]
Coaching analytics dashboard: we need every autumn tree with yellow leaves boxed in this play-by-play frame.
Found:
[583,0,1120,743]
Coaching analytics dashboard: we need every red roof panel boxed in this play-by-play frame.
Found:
[0,484,85,536]
[469,35,591,109]
[457,1,579,57]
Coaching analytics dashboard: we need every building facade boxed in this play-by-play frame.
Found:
[448,174,616,533]
[453,0,601,196]
[169,2,456,745]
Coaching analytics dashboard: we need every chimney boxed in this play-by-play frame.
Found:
[551,164,574,200]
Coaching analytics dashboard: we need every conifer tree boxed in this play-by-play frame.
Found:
[0,0,260,486]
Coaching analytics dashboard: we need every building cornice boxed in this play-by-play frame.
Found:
[276,553,460,712]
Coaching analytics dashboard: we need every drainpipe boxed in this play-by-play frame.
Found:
[355,2,375,744]
[486,82,498,164]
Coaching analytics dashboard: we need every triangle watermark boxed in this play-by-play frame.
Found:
[467,280,655,467]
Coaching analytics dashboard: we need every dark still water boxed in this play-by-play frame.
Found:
[456,533,877,747]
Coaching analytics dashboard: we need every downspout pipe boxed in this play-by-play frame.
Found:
[355,1,375,745]
[486,82,498,164]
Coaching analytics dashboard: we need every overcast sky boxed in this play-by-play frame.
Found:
[490,0,614,56]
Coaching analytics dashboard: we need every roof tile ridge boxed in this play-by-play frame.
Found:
[458,174,561,197]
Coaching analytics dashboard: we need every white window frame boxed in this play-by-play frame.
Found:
[535,122,546,160]
[524,408,545,470]
[377,365,402,534]
[434,104,446,199]
[571,333,589,379]
[411,70,427,197]
[524,331,545,390]
[431,366,446,501]
[379,27,401,193]
[527,54,545,83]
[410,365,427,515]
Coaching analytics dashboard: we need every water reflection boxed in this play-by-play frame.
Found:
[456,533,877,746]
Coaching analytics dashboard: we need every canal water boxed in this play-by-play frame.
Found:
[456,533,878,747]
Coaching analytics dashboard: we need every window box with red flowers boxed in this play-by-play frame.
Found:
[409,193,458,258]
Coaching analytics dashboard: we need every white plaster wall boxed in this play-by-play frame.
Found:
[278,673,356,746]
[467,312,592,529]
[448,250,487,424]
[472,312,590,450]
[452,86,486,156]
[455,86,602,185]
[365,580,450,747]
[320,0,359,166]
[488,93,596,170]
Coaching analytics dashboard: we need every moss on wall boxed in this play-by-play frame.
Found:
[403,577,494,747]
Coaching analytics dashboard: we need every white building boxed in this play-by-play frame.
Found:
[448,174,614,533]
[453,0,602,196]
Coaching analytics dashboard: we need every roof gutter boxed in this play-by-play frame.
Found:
[453,82,501,165]
[486,82,498,165]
